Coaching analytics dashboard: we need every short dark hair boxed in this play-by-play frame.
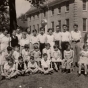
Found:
[24,44,29,48]
[7,46,12,51]
[53,44,58,49]
[33,29,37,33]
[83,44,87,49]
[45,43,51,47]
[40,27,45,31]
[56,25,60,28]
[73,24,78,27]
[47,28,53,32]
[62,24,67,27]
[15,44,20,48]
[43,53,48,57]
[30,56,34,60]
[18,56,23,61]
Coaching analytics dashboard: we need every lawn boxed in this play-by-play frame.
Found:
[0,70,88,88]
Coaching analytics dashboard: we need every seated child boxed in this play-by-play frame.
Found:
[41,53,53,74]
[52,45,62,71]
[62,43,74,73]
[78,44,88,76]
[43,43,51,61]
[0,46,13,75]
[16,56,26,76]
[32,45,41,67]
[26,56,39,74]
[13,44,20,63]
[2,56,17,79]
[22,44,30,69]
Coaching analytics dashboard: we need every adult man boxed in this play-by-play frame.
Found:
[71,24,81,67]
[53,25,61,48]
[60,24,71,59]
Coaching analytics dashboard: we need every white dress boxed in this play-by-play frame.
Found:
[78,50,88,65]
[46,34,55,51]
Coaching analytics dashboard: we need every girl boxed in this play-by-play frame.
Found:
[46,28,55,51]
[78,45,88,76]
[52,45,62,71]
[41,53,53,74]
[32,45,41,67]
[43,43,51,61]
[62,43,74,73]
[21,44,30,69]
[26,56,39,74]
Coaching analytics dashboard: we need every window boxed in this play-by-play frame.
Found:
[33,15,35,19]
[83,0,87,10]
[29,16,31,21]
[65,1,69,12]
[58,20,61,31]
[51,21,54,31]
[58,6,61,13]
[44,10,46,17]
[30,26,31,33]
[65,19,69,31]
[37,24,39,33]
[33,25,35,30]
[51,8,54,15]
[83,18,87,31]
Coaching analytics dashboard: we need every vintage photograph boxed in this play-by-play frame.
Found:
[0,0,88,88]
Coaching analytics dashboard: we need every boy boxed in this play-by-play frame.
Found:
[41,53,53,74]
[26,56,39,74]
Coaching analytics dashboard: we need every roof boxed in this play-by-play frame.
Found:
[26,0,69,16]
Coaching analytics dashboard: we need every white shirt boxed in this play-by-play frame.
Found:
[30,35,39,44]
[61,31,71,42]
[41,59,50,68]
[38,34,47,43]
[16,33,22,43]
[71,30,81,41]
[53,32,61,41]
[46,34,54,43]
[28,61,38,68]
[19,38,30,47]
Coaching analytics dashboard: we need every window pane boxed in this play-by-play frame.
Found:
[51,21,54,31]
[33,25,35,30]
[51,8,54,15]
[83,18,87,31]
[66,19,69,31]
[83,0,86,10]
[66,1,69,11]
[58,20,61,31]
[58,6,61,13]
[37,24,39,33]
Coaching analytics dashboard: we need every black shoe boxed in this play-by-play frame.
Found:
[66,69,70,74]
[78,73,81,77]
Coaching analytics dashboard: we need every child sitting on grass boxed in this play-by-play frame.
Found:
[78,44,88,76]
[51,45,62,72]
[16,56,26,76]
[26,56,39,74]
[41,53,53,74]
[62,43,74,73]
[2,56,17,79]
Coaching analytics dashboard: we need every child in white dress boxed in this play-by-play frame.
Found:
[52,45,62,71]
[62,43,74,73]
[43,43,51,61]
[78,45,88,76]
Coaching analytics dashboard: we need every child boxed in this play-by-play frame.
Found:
[13,44,20,63]
[52,45,62,71]
[43,43,51,61]
[22,44,30,69]
[32,45,41,67]
[62,43,74,73]
[26,56,39,74]
[78,45,88,76]
[41,53,53,74]
[16,56,26,76]
[2,56,17,79]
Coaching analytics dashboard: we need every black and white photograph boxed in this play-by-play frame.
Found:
[0,0,88,88]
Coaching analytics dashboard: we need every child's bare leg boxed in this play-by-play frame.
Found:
[78,64,81,74]
[84,64,87,75]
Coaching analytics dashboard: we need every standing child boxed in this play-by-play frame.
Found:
[52,45,62,71]
[78,45,88,76]
[22,44,30,69]
[26,56,39,74]
[32,45,41,67]
[62,43,74,73]
[41,53,53,74]
[43,43,51,61]
[13,44,20,64]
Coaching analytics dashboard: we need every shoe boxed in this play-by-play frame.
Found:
[78,73,81,77]
[66,69,70,74]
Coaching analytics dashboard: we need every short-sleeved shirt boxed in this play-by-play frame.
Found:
[38,34,47,43]
[71,30,81,41]
[19,38,30,47]
[4,63,15,72]
[41,59,50,68]
[30,35,39,44]
[53,32,61,41]
[61,31,71,42]
[28,61,38,69]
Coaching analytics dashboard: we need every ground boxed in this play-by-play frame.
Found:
[0,70,88,88]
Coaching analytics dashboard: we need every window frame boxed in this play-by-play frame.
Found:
[83,18,87,32]
[65,1,69,12]
[83,0,87,11]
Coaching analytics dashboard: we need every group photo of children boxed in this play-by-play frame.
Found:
[0,23,88,80]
